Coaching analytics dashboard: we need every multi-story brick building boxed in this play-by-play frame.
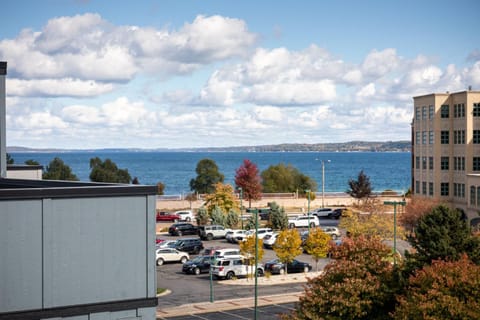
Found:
[412,89,480,223]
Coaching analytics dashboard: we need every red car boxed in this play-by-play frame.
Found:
[156,211,181,222]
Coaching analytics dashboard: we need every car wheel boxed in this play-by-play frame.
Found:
[279,268,285,275]
[156,258,164,266]
[186,217,191,222]
[288,223,295,229]
[257,269,264,277]
[303,266,309,273]
[226,271,235,280]
[177,231,183,236]
[194,246,200,254]
[331,234,338,240]
[309,222,315,228]
[180,256,188,264]
[206,233,213,241]
[174,219,178,223]
[194,267,201,275]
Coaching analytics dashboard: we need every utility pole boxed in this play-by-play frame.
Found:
[383,200,406,266]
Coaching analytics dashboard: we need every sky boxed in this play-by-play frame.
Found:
[1,0,480,149]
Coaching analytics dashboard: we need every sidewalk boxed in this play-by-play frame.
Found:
[156,292,303,318]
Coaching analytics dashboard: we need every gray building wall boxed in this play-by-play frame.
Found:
[0,184,157,320]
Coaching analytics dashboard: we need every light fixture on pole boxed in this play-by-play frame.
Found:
[322,160,331,208]
[306,189,311,233]
[238,187,243,229]
[383,200,406,266]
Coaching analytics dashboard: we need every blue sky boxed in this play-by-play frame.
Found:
[1,0,479,149]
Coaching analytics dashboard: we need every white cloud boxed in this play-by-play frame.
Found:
[8,78,114,97]
[362,48,400,78]
[356,83,376,98]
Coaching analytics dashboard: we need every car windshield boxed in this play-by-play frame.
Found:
[191,256,205,263]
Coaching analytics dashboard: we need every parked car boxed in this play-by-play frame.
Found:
[264,258,312,275]
[212,248,243,259]
[182,255,215,275]
[332,208,345,219]
[155,248,189,266]
[263,232,279,249]
[201,246,224,256]
[288,215,320,228]
[309,207,336,219]
[211,258,264,279]
[234,228,272,242]
[156,239,178,249]
[226,229,248,243]
[174,210,195,222]
[198,225,228,240]
[168,223,198,236]
[174,238,204,254]
[321,226,341,240]
[156,211,181,222]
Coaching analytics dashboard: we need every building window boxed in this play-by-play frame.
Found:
[416,132,420,144]
[415,156,420,169]
[422,181,427,195]
[474,130,480,144]
[440,182,449,196]
[429,157,434,170]
[461,183,465,198]
[429,131,434,144]
[471,186,476,206]
[422,131,427,144]
[422,157,427,170]
[477,187,480,208]
[453,183,464,198]
[441,104,449,118]
[454,130,465,144]
[441,131,449,144]
[429,182,434,196]
[474,157,480,171]
[415,107,421,120]
[454,103,465,118]
[422,106,426,119]
[473,103,480,117]
[454,183,458,197]
[429,105,434,119]
[454,157,465,171]
[441,157,449,170]
[415,181,420,194]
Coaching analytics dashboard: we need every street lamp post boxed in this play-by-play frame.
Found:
[306,189,311,233]
[238,187,243,229]
[253,208,259,320]
[321,160,330,208]
[383,200,406,266]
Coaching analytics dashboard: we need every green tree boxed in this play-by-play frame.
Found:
[203,183,238,215]
[245,215,256,230]
[25,159,39,165]
[195,207,210,226]
[261,163,316,194]
[89,157,131,183]
[43,157,79,181]
[303,227,331,271]
[225,210,240,229]
[284,236,395,320]
[406,204,480,269]
[190,158,224,194]
[6,153,14,164]
[267,202,289,230]
[346,170,372,201]
[394,255,480,320]
[210,206,225,226]
[235,159,262,208]
[156,182,165,195]
[273,229,303,275]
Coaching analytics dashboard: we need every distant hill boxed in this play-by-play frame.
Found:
[7,141,411,153]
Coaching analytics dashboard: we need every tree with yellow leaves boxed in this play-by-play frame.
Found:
[203,182,239,215]
[303,228,331,271]
[239,235,264,279]
[273,229,303,275]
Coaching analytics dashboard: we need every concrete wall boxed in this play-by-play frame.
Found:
[0,194,157,320]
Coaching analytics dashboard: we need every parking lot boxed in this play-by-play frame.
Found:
[155,219,340,307]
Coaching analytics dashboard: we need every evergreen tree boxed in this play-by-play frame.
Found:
[89,157,131,183]
[210,206,225,226]
[6,153,14,164]
[25,159,40,165]
[267,201,288,230]
[189,158,224,194]
[43,157,79,181]
[195,207,210,226]
[225,210,240,229]
[346,170,372,201]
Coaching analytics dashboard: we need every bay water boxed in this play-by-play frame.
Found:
[9,151,411,195]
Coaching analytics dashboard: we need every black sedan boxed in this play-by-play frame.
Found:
[264,259,312,275]
[182,255,214,275]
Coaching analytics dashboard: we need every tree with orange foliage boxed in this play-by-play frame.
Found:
[399,198,439,234]
[394,255,480,319]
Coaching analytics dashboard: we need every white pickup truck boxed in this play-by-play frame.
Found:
[288,215,320,228]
